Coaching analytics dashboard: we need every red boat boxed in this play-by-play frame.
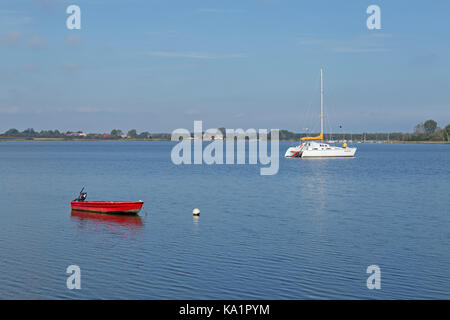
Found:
[71,201,144,214]
[70,188,144,215]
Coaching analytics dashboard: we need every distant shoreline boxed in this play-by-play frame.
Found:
[0,138,449,144]
[0,138,169,142]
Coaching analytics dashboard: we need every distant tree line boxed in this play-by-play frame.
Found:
[0,120,449,141]
[410,120,450,142]
[277,120,449,142]
[0,128,170,140]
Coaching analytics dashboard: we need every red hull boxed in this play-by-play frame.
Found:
[70,201,144,215]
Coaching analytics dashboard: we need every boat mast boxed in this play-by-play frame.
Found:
[320,68,324,138]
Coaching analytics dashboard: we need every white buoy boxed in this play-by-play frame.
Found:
[192,208,200,216]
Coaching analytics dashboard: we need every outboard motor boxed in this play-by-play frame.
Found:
[74,187,87,202]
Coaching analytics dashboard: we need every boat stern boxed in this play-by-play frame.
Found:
[284,146,302,158]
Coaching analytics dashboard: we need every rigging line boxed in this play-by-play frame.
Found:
[307,70,321,135]
[300,69,320,137]
[323,70,339,141]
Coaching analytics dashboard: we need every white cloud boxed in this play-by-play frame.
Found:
[297,33,392,54]
[0,10,32,26]
[184,108,202,116]
[75,107,116,113]
[0,106,21,114]
[28,34,47,49]
[75,107,98,113]
[65,34,82,47]
[24,64,40,72]
[333,47,390,53]
[197,8,244,13]
[0,31,21,46]
[298,39,325,46]
[148,51,246,59]
[369,33,394,39]
[61,63,80,71]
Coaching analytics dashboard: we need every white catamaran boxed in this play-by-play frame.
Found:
[284,68,357,158]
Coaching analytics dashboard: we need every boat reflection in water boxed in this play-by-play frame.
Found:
[70,210,144,229]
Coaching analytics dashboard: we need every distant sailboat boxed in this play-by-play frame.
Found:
[285,68,357,158]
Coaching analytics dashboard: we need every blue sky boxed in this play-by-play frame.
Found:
[0,0,449,133]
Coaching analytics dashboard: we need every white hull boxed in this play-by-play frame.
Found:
[301,147,356,158]
[285,143,356,158]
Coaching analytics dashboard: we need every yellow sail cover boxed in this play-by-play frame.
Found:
[301,133,323,141]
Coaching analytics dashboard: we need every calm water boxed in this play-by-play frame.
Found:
[0,141,448,299]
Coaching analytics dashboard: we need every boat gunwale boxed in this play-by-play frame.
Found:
[70,201,144,204]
